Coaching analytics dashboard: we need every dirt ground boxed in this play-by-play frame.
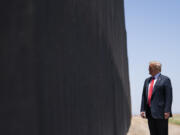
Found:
[127,116,180,135]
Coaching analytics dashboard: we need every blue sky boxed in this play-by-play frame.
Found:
[124,1,180,114]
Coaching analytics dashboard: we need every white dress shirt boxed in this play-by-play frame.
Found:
[148,72,161,95]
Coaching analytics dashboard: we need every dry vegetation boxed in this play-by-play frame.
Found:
[169,114,180,125]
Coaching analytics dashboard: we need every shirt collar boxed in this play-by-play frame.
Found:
[153,72,161,79]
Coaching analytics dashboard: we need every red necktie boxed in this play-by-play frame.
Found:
[148,77,155,107]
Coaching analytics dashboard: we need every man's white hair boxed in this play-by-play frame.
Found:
[149,61,162,72]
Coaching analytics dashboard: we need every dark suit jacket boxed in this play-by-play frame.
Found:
[140,74,173,119]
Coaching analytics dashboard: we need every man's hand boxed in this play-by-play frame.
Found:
[140,112,146,118]
[164,112,170,119]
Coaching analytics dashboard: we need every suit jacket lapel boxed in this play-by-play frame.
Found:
[152,74,162,96]
[146,77,151,98]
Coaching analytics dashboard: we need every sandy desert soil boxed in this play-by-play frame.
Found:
[127,116,180,135]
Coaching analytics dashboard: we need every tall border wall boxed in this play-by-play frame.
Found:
[0,0,131,135]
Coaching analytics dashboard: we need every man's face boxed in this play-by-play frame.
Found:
[149,64,157,76]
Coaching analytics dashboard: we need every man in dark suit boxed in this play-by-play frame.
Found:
[140,61,173,135]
